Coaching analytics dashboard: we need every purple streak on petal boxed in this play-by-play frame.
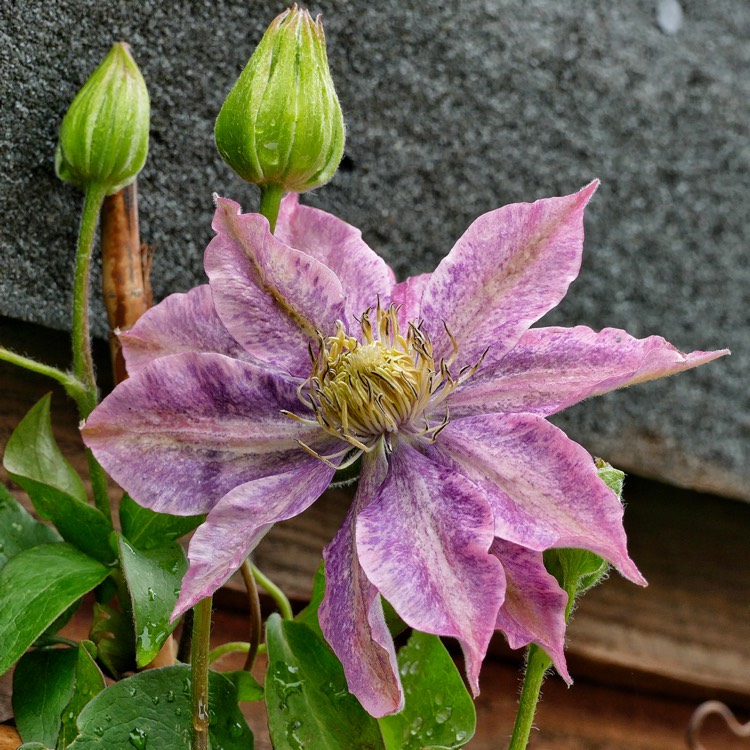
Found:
[319,447,403,718]
[83,351,328,516]
[173,455,336,618]
[119,285,250,376]
[205,197,346,377]
[491,539,570,683]
[436,414,645,585]
[356,440,504,696]
[421,182,598,371]
[275,193,396,327]
[448,325,729,418]
[390,273,430,328]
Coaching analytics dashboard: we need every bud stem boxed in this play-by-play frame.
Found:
[259,184,285,233]
[507,644,552,750]
[71,182,112,521]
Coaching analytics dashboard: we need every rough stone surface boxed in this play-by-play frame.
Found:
[1,1,747,499]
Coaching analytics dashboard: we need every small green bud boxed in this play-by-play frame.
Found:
[215,5,345,192]
[55,43,150,194]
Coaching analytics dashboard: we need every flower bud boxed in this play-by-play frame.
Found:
[55,43,150,194]
[215,5,345,193]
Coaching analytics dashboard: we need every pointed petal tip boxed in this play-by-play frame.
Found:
[578,178,599,204]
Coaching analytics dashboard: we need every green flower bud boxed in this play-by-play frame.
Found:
[215,5,345,193]
[55,43,150,194]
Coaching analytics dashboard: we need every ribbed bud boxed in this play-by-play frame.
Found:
[55,43,150,194]
[215,5,345,192]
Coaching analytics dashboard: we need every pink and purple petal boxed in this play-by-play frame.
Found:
[174,455,337,618]
[447,325,730,418]
[420,183,597,370]
[119,285,251,376]
[491,539,570,682]
[205,197,347,378]
[275,193,396,326]
[83,351,327,516]
[355,440,504,696]
[390,272,430,329]
[435,413,645,584]
[319,448,403,717]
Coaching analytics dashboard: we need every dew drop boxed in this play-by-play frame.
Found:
[147,587,156,601]
[455,730,468,742]
[105,714,112,723]
[287,665,299,674]
[175,707,182,716]
[151,695,160,705]
[94,726,104,737]
[0,543,4,553]
[166,690,175,703]
[435,707,453,724]
[128,727,148,750]
[408,660,419,675]
[228,721,244,738]
[129,686,138,697]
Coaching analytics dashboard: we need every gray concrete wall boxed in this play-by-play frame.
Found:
[1,1,747,498]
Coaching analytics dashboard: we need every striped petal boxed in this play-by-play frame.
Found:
[205,197,346,377]
[319,448,402,717]
[174,455,336,617]
[421,183,597,371]
[275,193,396,327]
[492,539,570,682]
[356,441,504,696]
[83,352,327,516]
[436,413,645,585]
[448,325,729,418]
[120,285,251,376]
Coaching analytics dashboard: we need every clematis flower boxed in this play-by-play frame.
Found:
[82,183,727,716]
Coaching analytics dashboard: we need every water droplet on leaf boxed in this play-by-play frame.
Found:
[128,727,148,749]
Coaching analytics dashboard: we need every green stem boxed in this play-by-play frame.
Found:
[71,183,106,407]
[71,182,112,521]
[208,641,266,665]
[240,559,262,671]
[251,562,293,620]
[508,644,552,750]
[191,596,212,750]
[258,184,284,233]
[0,347,88,406]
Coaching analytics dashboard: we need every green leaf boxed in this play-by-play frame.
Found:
[116,534,187,667]
[67,665,253,749]
[379,630,476,750]
[3,395,114,565]
[224,670,265,702]
[58,641,106,749]
[12,647,78,747]
[0,484,60,572]
[294,563,326,639]
[0,544,109,676]
[119,493,203,551]
[89,602,135,679]
[265,614,385,750]
[4,395,86,501]
[18,744,53,749]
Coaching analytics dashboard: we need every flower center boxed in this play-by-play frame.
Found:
[286,303,483,469]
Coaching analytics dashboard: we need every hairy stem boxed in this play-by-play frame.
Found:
[191,597,213,750]
[71,183,113,521]
[0,347,87,407]
[508,644,552,750]
[259,184,284,233]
